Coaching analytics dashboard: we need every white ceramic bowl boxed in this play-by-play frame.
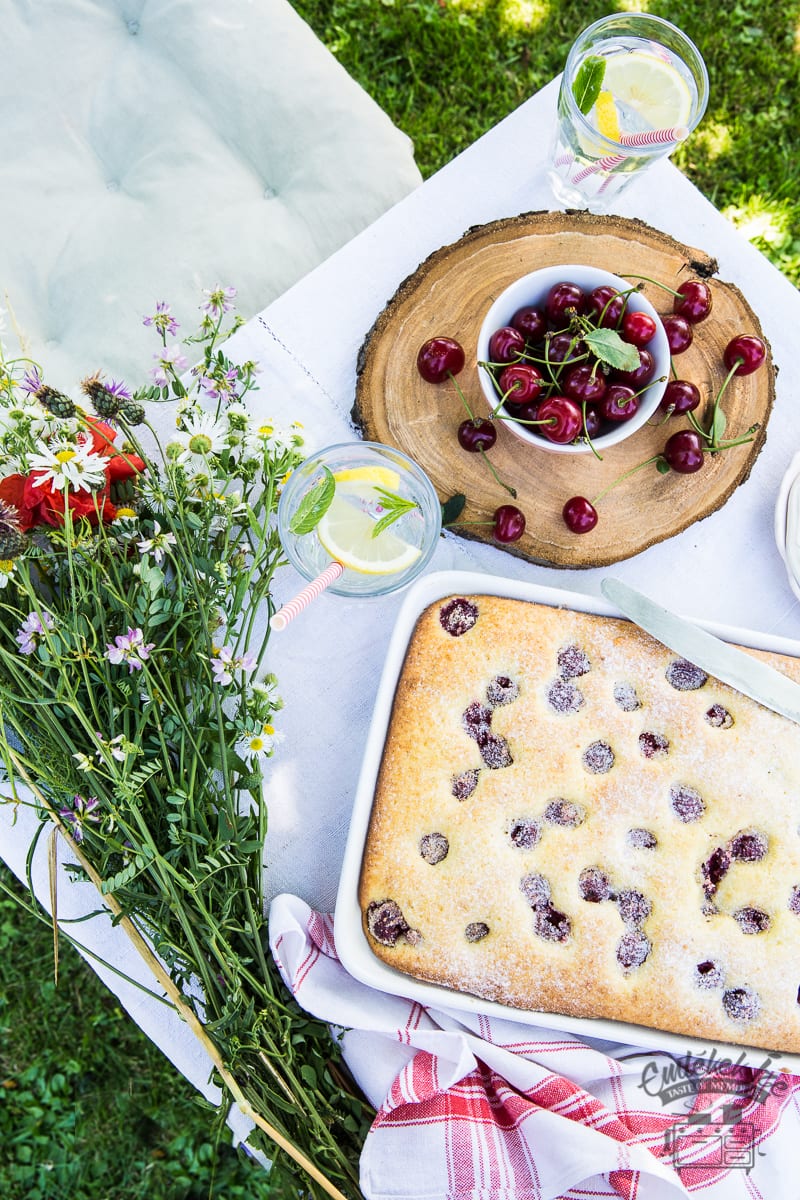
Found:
[476,264,670,455]
[774,450,800,603]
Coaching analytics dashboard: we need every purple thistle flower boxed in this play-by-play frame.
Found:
[105,377,133,401]
[21,367,43,395]
[143,300,180,337]
[106,626,155,673]
[59,793,101,843]
[16,610,55,655]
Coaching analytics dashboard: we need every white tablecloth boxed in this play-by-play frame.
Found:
[3,75,799,1177]
[223,77,800,913]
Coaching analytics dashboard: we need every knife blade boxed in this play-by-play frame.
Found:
[600,577,800,726]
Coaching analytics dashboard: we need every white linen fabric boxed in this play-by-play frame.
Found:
[0,0,421,387]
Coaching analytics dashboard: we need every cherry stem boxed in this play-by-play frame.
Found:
[622,274,682,298]
[706,358,743,447]
[705,427,758,452]
[591,454,663,506]
[501,415,557,428]
[448,370,477,421]
[581,403,603,462]
[479,447,517,498]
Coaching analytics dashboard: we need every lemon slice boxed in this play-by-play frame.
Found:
[332,465,401,490]
[317,493,421,575]
[603,51,692,130]
[594,90,621,141]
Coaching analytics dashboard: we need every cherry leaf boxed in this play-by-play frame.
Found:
[287,466,335,534]
[583,328,641,372]
[709,406,727,447]
[441,493,466,527]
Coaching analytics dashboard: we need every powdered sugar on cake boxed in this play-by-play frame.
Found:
[358,594,800,1053]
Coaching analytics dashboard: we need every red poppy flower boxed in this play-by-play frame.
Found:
[0,422,146,531]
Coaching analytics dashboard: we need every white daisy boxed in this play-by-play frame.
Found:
[176,409,228,458]
[28,439,108,492]
[236,722,284,762]
[244,418,304,457]
[137,520,177,565]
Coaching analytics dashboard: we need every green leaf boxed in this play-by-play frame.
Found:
[288,467,335,535]
[370,487,418,538]
[709,406,727,446]
[441,493,466,526]
[572,55,606,115]
[583,328,641,373]
[656,458,671,475]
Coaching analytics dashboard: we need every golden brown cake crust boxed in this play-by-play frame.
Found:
[358,594,800,1053]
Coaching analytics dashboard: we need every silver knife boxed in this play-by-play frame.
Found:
[600,577,800,725]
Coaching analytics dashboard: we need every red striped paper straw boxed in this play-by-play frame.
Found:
[271,561,344,631]
[618,125,689,147]
[571,153,625,184]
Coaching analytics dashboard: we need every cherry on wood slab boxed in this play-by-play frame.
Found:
[353,211,774,569]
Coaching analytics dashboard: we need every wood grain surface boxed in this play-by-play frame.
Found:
[353,211,774,568]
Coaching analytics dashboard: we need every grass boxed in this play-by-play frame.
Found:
[2,3,798,1197]
[292,0,800,285]
[0,870,297,1200]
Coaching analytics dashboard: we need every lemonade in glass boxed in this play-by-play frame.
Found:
[549,13,708,213]
[276,441,442,598]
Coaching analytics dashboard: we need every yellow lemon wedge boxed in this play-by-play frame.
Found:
[332,465,401,490]
[317,493,421,575]
[594,90,621,141]
[603,51,692,130]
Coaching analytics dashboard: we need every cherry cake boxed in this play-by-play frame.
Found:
[358,595,800,1052]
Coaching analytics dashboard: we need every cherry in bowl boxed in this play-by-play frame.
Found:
[476,264,670,455]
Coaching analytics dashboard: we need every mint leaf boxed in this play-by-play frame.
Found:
[288,467,335,534]
[583,328,641,373]
[371,488,418,538]
[572,55,606,115]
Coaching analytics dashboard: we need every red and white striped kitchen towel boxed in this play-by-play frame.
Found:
[269,894,800,1200]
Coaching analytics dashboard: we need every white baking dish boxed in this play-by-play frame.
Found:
[334,569,800,1074]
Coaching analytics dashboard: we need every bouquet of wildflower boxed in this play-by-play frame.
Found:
[0,290,370,1198]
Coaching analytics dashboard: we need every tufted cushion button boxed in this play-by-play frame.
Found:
[126,19,140,35]
[263,185,277,200]
[106,180,119,192]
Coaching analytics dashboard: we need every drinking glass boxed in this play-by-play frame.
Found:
[276,441,442,599]
[548,13,708,214]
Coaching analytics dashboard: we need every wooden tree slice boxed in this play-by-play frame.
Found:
[353,211,774,568]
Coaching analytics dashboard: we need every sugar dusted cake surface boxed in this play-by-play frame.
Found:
[357,594,800,1052]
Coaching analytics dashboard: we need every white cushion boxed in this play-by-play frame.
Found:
[0,0,421,386]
